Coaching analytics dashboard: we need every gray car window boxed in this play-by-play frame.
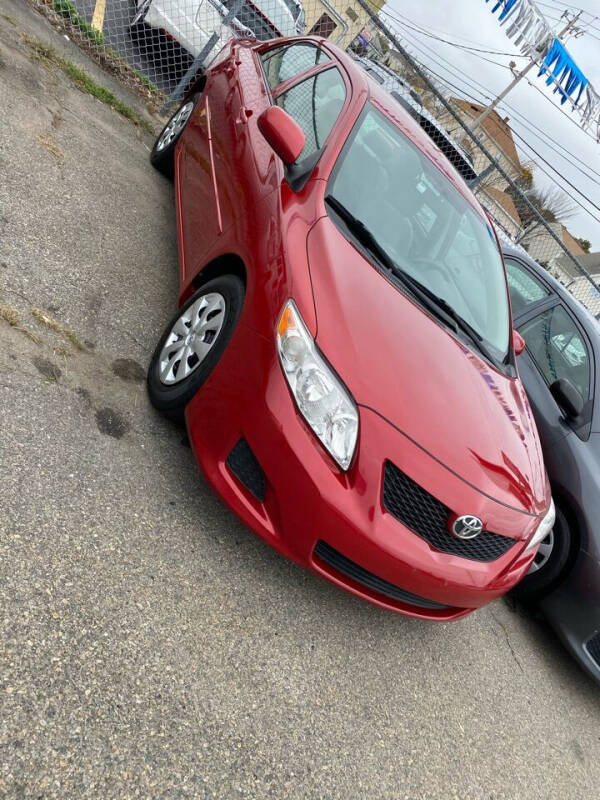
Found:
[505,258,550,318]
[261,43,329,90]
[275,68,346,161]
[519,305,591,400]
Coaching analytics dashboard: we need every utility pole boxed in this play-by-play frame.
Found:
[470,11,582,133]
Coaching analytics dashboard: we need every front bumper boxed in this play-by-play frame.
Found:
[541,549,600,685]
[185,322,540,620]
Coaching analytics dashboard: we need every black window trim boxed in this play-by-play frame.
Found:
[519,297,595,438]
[504,255,596,437]
[257,40,332,104]
[504,254,558,326]
[256,44,351,192]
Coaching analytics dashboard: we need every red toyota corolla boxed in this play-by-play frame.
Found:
[147,36,554,619]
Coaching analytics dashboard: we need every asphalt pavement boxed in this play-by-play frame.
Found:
[1,2,600,798]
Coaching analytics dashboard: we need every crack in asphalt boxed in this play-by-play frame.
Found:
[491,608,525,674]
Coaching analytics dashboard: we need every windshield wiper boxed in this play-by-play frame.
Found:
[393,267,500,365]
[325,194,500,367]
[325,195,398,274]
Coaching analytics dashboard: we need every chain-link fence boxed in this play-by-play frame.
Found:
[32,0,599,317]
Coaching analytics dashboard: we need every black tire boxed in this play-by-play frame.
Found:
[511,505,574,603]
[147,275,245,421]
[150,94,200,179]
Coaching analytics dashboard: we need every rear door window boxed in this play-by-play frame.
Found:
[261,43,329,90]
[275,68,346,161]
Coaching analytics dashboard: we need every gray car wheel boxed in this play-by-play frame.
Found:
[511,505,573,603]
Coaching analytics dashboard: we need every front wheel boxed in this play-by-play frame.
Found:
[150,94,199,178]
[147,275,245,421]
[511,505,574,603]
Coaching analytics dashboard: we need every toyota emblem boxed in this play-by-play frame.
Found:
[451,515,483,540]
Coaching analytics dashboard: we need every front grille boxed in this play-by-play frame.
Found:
[586,631,600,667]
[382,461,516,562]
[226,439,266,502]
[314,540,451,610]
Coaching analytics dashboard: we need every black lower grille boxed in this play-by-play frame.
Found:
[382,461,516,562]
[586,631,600,667]
[314,540,451,610]
[226,439,266,502]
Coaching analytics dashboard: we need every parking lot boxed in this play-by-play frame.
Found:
[1,2,600,798]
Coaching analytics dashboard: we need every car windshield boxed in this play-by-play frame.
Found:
[328,105,510,359]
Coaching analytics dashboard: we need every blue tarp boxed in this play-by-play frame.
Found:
[538,39,588,106]
[485,0,599,134]
[487,0,520,21]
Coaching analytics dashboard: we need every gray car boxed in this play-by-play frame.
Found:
[503,243,600,684]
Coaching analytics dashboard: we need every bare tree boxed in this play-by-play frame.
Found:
[523,183,577,225]
[511,179,577,244]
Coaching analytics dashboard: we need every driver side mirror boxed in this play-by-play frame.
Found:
[257,107,305,166]
[512,330,526,356]
[550,378,584,420]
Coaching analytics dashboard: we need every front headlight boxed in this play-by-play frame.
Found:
[277,300,359,471]
[525,498,555,552]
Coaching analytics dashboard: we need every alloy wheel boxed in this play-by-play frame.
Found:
[158,292,226,385]
[527,529,554,574]
[156,102,195,153]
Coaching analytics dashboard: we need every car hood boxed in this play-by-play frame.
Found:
[306,217,548,516]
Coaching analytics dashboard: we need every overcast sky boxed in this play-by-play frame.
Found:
[385,0,600,250]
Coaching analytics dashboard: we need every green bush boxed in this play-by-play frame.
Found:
[53,0,105,47]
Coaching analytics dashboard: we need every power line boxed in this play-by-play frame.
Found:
[407,36,600,180]
[500,105,600,183]
[380,10,528,57]
[400,25,600,190]
[500,104,600,184]
[389,29,600,222]
[535,3,600,39]
[525,76,600,143]
[392,15,600,146]
[540,0,599,14]
[386,2,600,42]
[537,0,600,29]
[507,128,600,216]
[378,8,522,49]
[422,67,600,221]
[512,136,600,221]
